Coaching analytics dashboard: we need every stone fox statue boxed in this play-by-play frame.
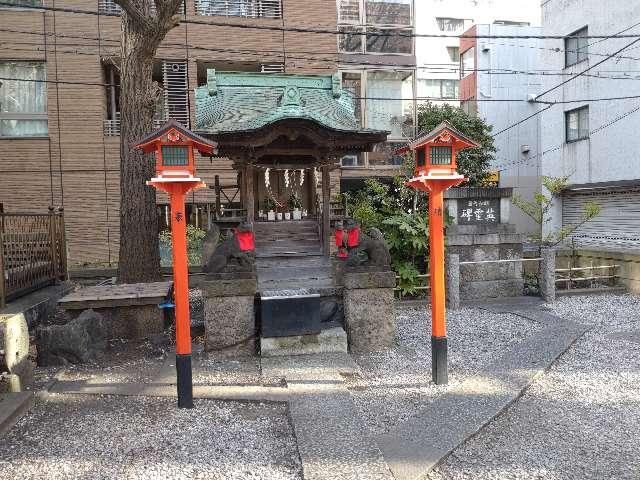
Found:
[202,222,256,274]
[341,221,392,268]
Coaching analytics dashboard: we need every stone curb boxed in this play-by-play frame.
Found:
[376,311,589,480]
[48,381,289,403]
[0,392,34,436]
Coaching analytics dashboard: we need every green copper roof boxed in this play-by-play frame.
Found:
[195,71,379,135]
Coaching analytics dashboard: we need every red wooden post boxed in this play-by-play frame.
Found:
[401,122,479,385]
[134,120,216,408]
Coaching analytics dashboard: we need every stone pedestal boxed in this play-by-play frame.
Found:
[202,275,257,358]
[343,270,396,353]
[445,188,524,300]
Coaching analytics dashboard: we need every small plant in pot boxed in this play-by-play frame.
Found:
[288,192,303,220]
[264,196,276,221]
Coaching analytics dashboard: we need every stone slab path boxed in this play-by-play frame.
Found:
[0,392,34,435]
[262,354,394,480]
[377,299,589,480]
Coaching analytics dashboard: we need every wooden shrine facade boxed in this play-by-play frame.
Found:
[194,71,388,253]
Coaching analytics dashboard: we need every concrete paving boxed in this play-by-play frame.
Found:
[376,301,589,480]
[0,392,34,436]
[263,354,394,480]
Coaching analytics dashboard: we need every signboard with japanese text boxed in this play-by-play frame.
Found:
[457,199,500,225]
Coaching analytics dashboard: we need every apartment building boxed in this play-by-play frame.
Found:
[459,24,543,235]
[414,0,540,107]
[336,0,417,190]
[0,0,339,265]
[539,0,640,256]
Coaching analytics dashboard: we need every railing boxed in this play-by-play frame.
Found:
[555,262,620,290]
[194,0,282,19]
[0,207,67,308]
[330,197,349,220]
[104,118,167,136]
[211,175,246,222]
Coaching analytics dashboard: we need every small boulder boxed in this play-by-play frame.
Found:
[36,309,107,366]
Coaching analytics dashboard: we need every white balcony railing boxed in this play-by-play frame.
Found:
[194,0,282,19]
[104,117,167,136]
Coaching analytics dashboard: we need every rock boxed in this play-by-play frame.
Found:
[36,309,107,366]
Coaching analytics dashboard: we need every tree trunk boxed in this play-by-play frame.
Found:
[115,0,182,283]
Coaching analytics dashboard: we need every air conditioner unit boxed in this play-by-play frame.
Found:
[521,145,531,154]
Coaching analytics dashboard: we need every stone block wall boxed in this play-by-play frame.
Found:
[343,270,396,353]
[446,224,524,300]
[202,276,257,358]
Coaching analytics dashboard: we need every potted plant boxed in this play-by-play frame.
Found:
[288,192,303,220]
[264,196,276,221]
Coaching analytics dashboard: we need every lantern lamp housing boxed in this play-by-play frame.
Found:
[133,119,217,183]
[397,121,480,181]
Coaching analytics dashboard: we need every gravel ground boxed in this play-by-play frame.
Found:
[0,395,302,480]
[427,294,640,480]
[346,305,542,435]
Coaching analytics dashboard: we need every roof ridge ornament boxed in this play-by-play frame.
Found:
[207,69,217,96]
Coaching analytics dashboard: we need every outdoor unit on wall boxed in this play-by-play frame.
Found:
[163,61,189,128]
[521,145,531,154]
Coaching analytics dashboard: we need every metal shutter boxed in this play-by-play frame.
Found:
[562,188,640,250]
[162,61,189,128]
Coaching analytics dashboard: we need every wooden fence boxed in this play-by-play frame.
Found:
[0,207,67,308]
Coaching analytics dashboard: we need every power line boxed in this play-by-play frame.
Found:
[495,103,640,171]
[535,34,640,100]
[6,38,640,83]
[4,75,640,105]
[3,2,640,40]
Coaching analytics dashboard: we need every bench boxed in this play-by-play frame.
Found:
[58,282,173,340]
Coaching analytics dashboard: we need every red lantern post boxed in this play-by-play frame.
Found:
[401,122,479,385]
[134,120,217,408]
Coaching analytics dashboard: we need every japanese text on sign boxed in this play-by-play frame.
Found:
[457,199,500,225]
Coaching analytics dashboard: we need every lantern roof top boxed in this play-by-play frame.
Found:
[194,70,387,137]
[133,119,217,155]
[398,121,480,153]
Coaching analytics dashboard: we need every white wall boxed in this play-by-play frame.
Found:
[474,24,544,235]
[539,0,640,237]
[415,0,541,95]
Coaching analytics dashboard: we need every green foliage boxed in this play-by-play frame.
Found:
[512,175,601,247]
[159,224,207,266]
[417,102,496,186]
[345,178,432,297]
[287,192,303,210]
[263,196,276,212]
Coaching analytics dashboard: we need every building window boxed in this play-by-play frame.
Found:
[430,146,452,165]
[446,46,460,63]
[342,72,363,125]
[460,47,475,77]
[195,0,282,19]
[365,0,411,26]
[0,61,47,137]
[418,79,459,100]
[341,153,364,167]
[416,147,425,167]
[565,105,589,142]
[436,17,468,32]
[339,26,413,54]
[366,28,413,54]
[366,70,414,139]
[565,26,588,67]
[103,61,170,136]
[1,0,42,7]
[338,0,412,26]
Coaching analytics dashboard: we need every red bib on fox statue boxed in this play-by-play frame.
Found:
[234,228,255,252]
